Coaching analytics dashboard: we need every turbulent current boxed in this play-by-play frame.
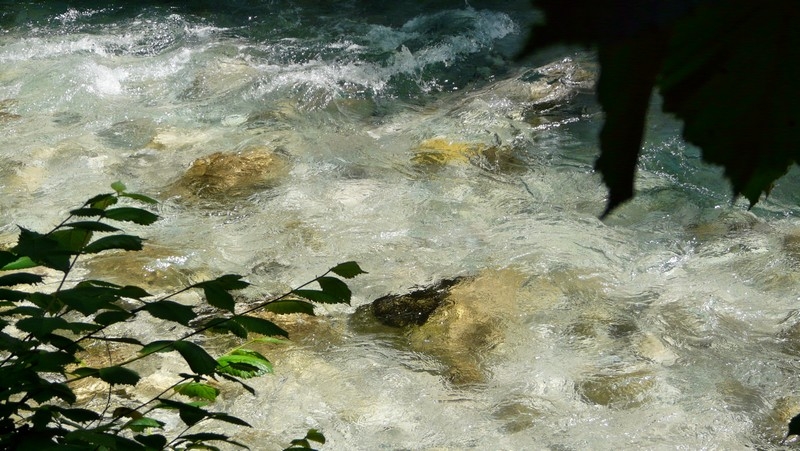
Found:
[3,2,800,449]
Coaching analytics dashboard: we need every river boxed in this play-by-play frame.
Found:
[2,2,800,449]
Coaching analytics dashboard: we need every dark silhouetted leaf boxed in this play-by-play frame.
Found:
[51,406,101,423]
[0,250,16,268]
[98,366,141,386]
[216,349,272,379]
[293,289,340,304]
[233,316,288,338]
[13,228,71,272]
[121,192,159,205]
[202,285,235,312]
[0,288,27,302]
[318,276,351,303]
[330,261,367,279]
[1,306,43,317]
[94,310,134,326]
[143,300,195,326]
[58,286,120,315]
[83,235,144,253]
[305,429,325,444]
[155,398,207,427]
[263,300,315,315]
[51,228,92,252]
[173,341,219,375]
[175,382,220,402]
[62,221,120,232]
[104,207,159,225]
[70,207,107,217]
[140,340,175,356]
[205,317,248,338]
[207,412,251,427]
[16,316,70,337]
[85,193,117,210]
[0,272,43,287]
[135,434,168,449]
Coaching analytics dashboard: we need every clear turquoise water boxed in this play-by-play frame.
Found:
[3,3,800,449]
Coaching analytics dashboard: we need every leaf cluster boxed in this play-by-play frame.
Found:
[0,182,365,450]
[525,0,800,216]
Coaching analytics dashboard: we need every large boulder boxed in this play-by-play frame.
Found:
[167,146,290,203]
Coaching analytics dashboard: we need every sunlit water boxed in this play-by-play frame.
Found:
[3,2,800,449]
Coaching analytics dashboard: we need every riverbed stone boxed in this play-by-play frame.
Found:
[411,137,523,172]
[167,146,290,202]
[0,99,21,122]
[576,367,656,409]
[353,268,529,384]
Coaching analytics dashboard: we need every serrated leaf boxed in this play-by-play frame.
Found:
[13,228,71,272]
[52,406,101,423]
[216,349,272,379]
[0,288,27,302]
[318,276,351,303]
[330,261,367,279]
[143,300,195,326]
[292,289,340,304]
[263,300,315,315]
[111,181,127,193]
[16,316,69,337]
[1,306,43,317]
[99,366,140,386]
[30,381,76,404]
[208,274,250,291]
[118,285,151,299]
[125,416,165,432]
[208,412,251,427]
[62,221,121,232]
[233,316,288,338]
[94,310,134,326]
[104,207,159,225]
[85,193,117,210]
[140,340,175,356]
[83,234,144,253]
[70,207,107,217]
[135,433,168,449]
[121,192,159,205]
[0,272,43,287]
[175,382,220,402]
[0,251,16,269]
[58,285,120,315]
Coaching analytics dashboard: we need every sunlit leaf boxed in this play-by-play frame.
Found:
[143,300,195,326]
[0,256,37,271]
[330,261,367,279]
[125,416,165,432]
[111,181,127,193]
[104,207,159,225]
[83,234,144,253]
[0,272,43,287]
[175,382,220,402]
[0,251,17,269]
[262,300,315,315]
[233,316,288,337]
[216,349,272,379]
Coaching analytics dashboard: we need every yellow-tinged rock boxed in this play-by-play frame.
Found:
[412,138,485,166]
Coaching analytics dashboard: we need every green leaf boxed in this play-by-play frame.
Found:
[58,285,121,315]
[180,433,249,448]
[207,274,250,291]
[65,430,145,449]
[202,284,235,312]
[83,234,144,253]
[85,193,117,210]
[16,316,70,337]
[135,434,168,449]
[70,207,107,217]
[330,261,367,279]
[0,272,43,287]
[305,429,325,444]
[0,256,37,271]
[121,192,159,205]
[318,276,351,303]
[262,300,315,315]
[216,349,272,379]
[140,340,175,356]
[155,398,207,427]
[207,412,251,427]
[12,228,71,272]
[104,207,159,225]
[125,416,165,432]
[0,288,28,301]
[175,382,220,402]
[94,310,134,326]
[98,366,141,386]
[233,316,288,338]
[0,251,16,269]
[1,305,43,317]
[62,221,121,232]
[205,317,248,338]
[173,341,219,375]
[51,406,101,423]
[51,228,92,253]
[143,300,195,326]
[111,181,127,193]
[292,289,341,304]
[30,382,76,404]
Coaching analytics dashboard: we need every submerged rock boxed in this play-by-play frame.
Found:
[353,268,528,384]
[167,146,290,202]
[0,99,21,122]
[576,367,656,409]
[411,137,524,172]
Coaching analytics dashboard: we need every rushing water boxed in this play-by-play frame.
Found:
[4,2,800,449]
